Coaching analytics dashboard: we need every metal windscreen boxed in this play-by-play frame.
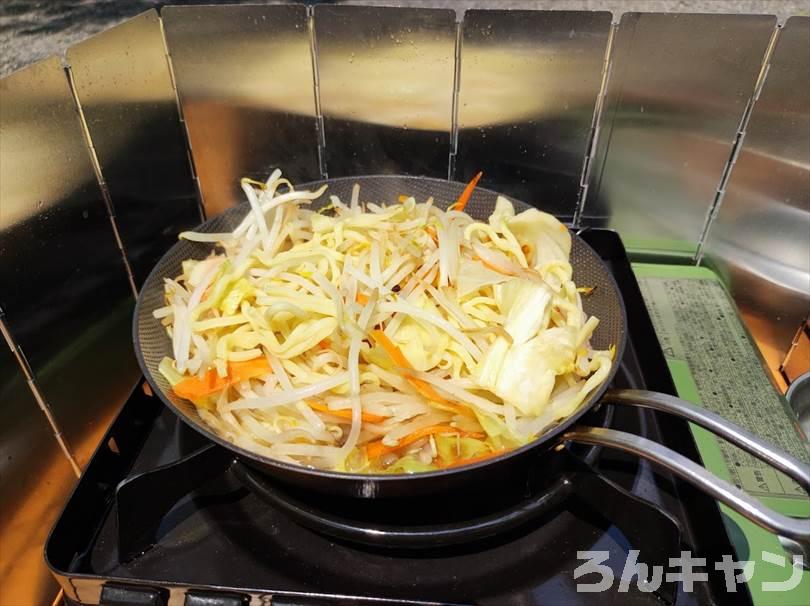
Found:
[134,175,627,462]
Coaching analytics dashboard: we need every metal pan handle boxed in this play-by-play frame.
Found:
[562,388,810,543]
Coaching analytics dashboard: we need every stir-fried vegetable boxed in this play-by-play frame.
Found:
[155,170,613,473]
[365,424,484,460]
[449,171,483,212]
[173,358,271,399]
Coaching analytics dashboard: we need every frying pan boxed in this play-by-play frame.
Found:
[134,175,810,543]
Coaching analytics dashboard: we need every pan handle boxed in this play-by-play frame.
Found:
[563,389,810,544]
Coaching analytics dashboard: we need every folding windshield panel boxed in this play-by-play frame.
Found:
[68,9,201,285]
[314,5,457,179]
[703,17,810,377]
[456,10,611,219]
[585,13,776,252]
[0,57,139,469]
[163,4,320,216]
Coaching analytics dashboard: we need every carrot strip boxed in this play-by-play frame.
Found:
[318,338,331,350]
[229,358,272,382]
[356,292,369,305]
[449,171,483,212]
[398,194,409,203]
[174,371,228,399]
[369,330,474,418]
[365,424,484,460]
[398,371,474,417]
[424,225,438,243]
[306,400,387,424]
[369,329,410,367]
[443,449,507,468]
[173,358,271,399]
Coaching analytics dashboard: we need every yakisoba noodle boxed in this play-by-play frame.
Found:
[154,170,613,473]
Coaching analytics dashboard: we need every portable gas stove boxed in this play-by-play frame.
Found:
[46,230,747,606]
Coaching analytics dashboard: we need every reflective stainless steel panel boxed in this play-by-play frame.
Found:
[0,56,140,468]
[703,17,810,387]
[163,4,320,216]
[456,10,611,219]
[0,339,75,605]
[314,5,456,178]
[585,13,776,249]
[67,9,201,285]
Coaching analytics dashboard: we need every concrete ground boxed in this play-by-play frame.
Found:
[1,0,807,77]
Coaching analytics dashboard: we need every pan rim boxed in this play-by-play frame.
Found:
[133,175,628,483]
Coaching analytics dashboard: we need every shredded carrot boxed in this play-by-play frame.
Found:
[365,424,484,460]
[356,292,369,305]
[443,449,507,468]
[318,338,331,350]
[369,330,474,418]
[229,358,271,380]
[398,370,475,418]
[370,329,410,367]
[449,171,483,212]
[408,376,451,405]
[424,225,438,243]
[398,194,409,203]
[306,400,387,424]
[173,358,271,399]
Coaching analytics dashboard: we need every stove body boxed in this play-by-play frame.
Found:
[45,229,744,606]
[0,5,807,605]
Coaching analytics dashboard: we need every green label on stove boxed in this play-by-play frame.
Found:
[637,275,809,500]
[633,263,808,606]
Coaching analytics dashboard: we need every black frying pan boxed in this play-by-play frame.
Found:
[134,175,809,543]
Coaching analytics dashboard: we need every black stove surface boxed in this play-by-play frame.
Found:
[46,230,748,606]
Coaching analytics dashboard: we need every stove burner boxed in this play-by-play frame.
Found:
[232,442,680,556]
[116,421,599,556]
[229,404,612,550]
[236,451,571,550]
[236,445,683,604]
[114,410,682,603]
